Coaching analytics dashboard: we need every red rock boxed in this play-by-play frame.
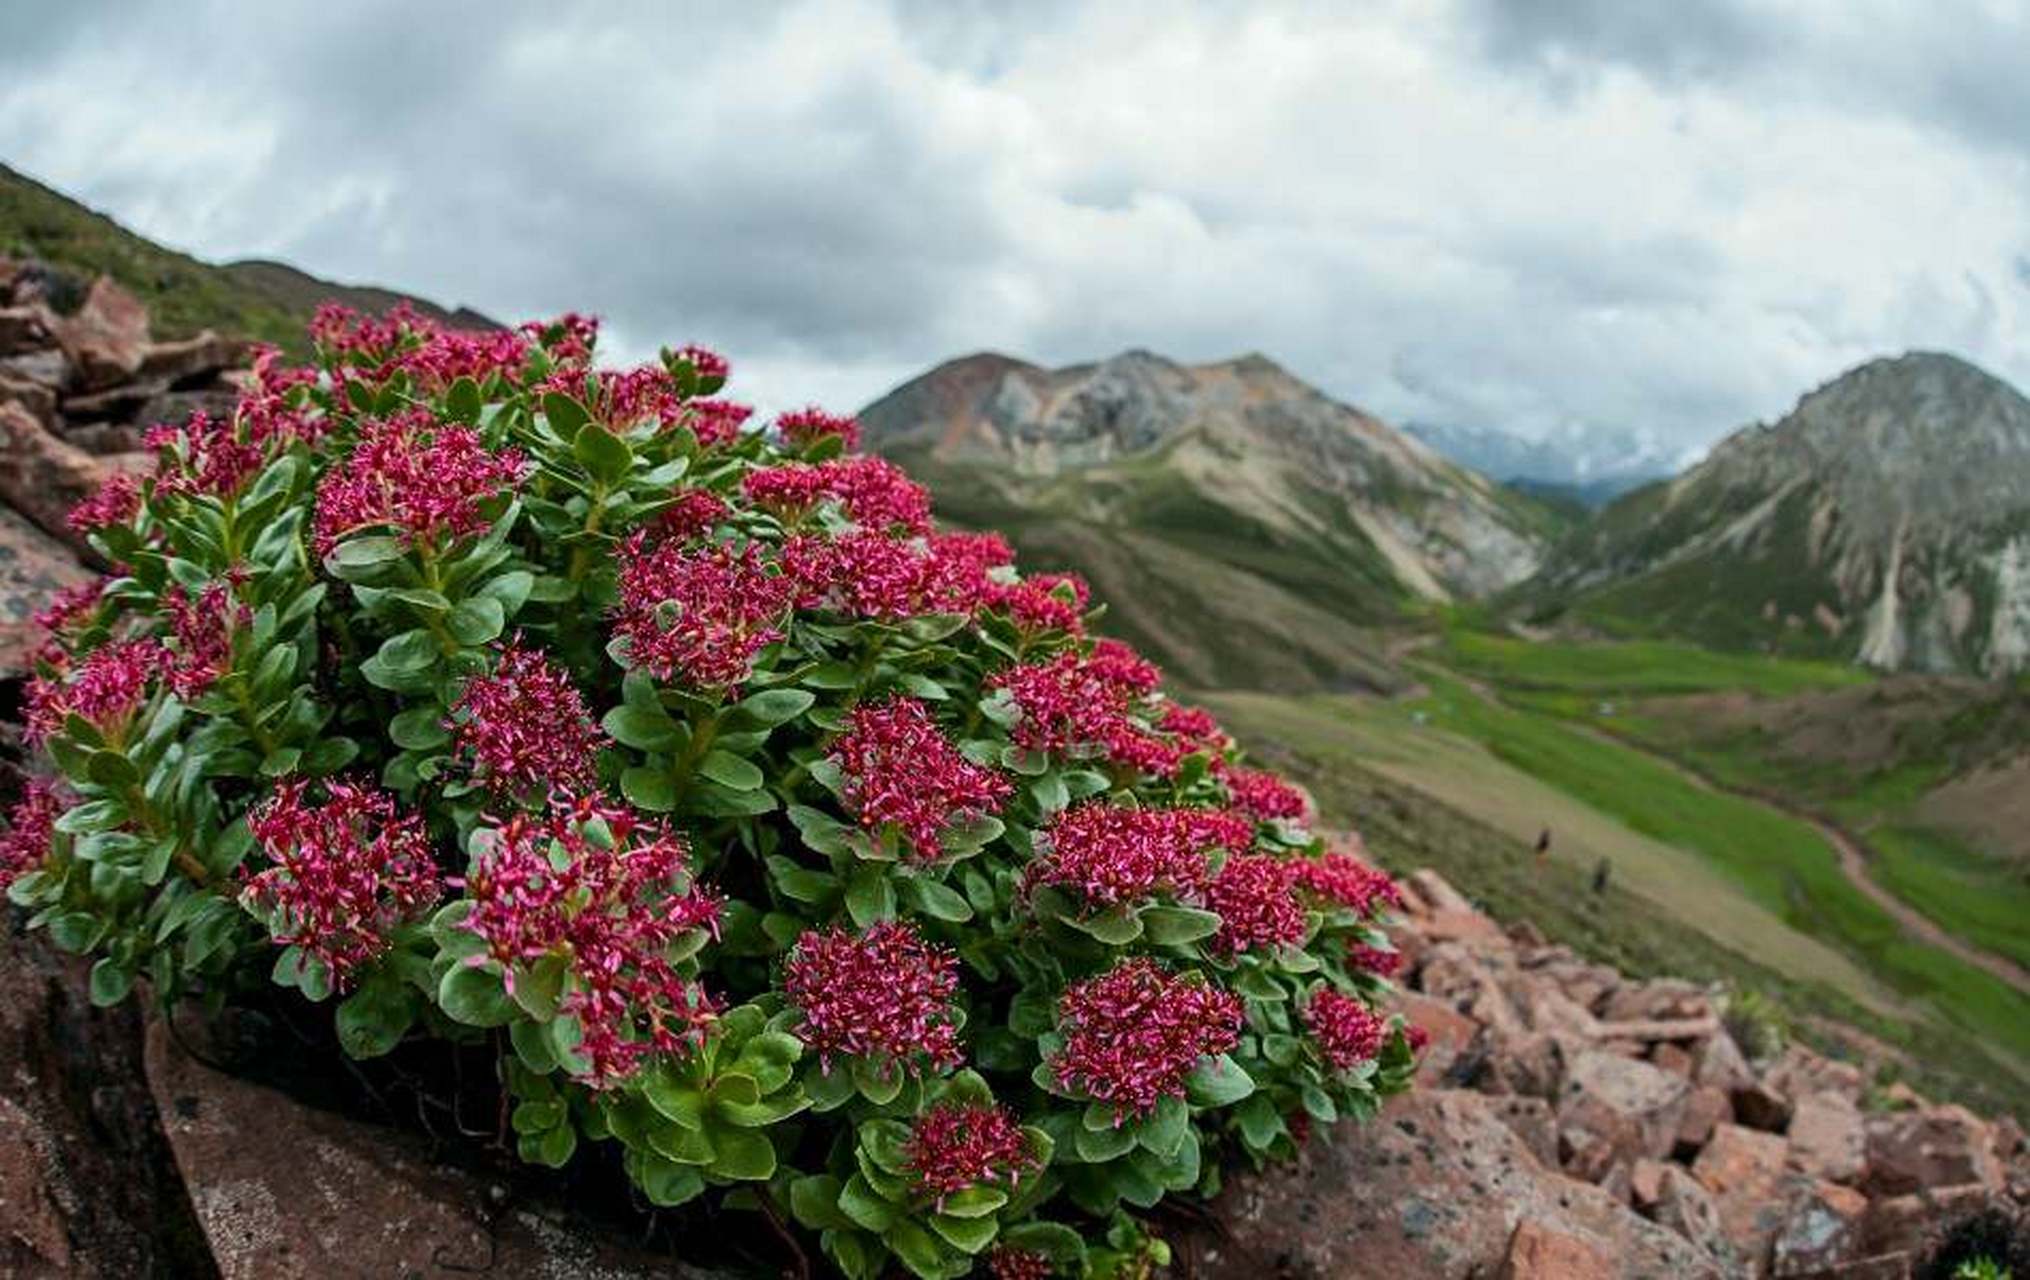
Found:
[1489,1095,1558,1168]
[1652,1042,1695,1078]
[1557,1049,1691,1165]
[1421,907,1513,950]
[136,385,243,431]
[0,371,59,429]
[1675,1085,1733,1157]
[53,276,148,390]
[1863,1105,2004,1197]
[1763,1046,1864,1108]
[60,379,170,422]
[1476,1028,1567,1100]
[1650,1164,1741,1272]
[136,331,247,385]
[1694,1029,1757,1094]
[1408,868,1476,916]
[1181,1090,1723,1279]
[1731,1078,1794,1133]
[1629,1157,1668,1209]
[1769,1181,1867,1277]
[1692,1123,1792,1262]
[0,303,56,356]
[0,401,119,554]
[1861,1185,1995,1256]
[1600,978,1711,1023]
[1495,1219,1613,1280]
[144,1021,726,1280]
[0,349,72,391]
[0,505,93,677]
[1786,1093,1865,1184]
[1396,989,1479,1088]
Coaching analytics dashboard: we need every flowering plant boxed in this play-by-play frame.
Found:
[3,304,1416,1279]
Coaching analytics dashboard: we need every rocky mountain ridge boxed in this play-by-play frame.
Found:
[1405,417,1684,504]
[1531,352,2030,677]
[860,349,1558,689]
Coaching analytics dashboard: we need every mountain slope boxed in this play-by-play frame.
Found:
[861,350,1557,690]
[0,163,494,352]
[1529,352,2030,677]
[1405,418,1681,503]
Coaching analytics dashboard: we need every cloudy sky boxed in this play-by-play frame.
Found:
[3,0,2026,455]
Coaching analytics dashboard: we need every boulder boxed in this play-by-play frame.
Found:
[1652,1042,1695,1078]
[1650,1164,1743,1275]
[1473,1027,1567,1100]
[1731,1078,1794,1134]
[1488,1095,1559,1168]
[1181,1090,1722,1279]
[1862,1105,2005,1198]
[0,505,93,677]
[0,401,119,554]
[0,303,56,355]
[1694,1029,1757,1094]
[1557,1049,1691,1166]
[1675,1085,1733,1157]
[1763,1047,1864,1108]
[60,379,170,422]
[52,276,149,389]
[144,1021,730,1280]
[1768,1181,1868,1278]
[1861,1185,1997,1256]
[1600,979,1710,1024]
[1692,1123,1793,1264]
[1494,1219,1613,1280]
[1629,1157,1668,1210]
[0,349,73,391]
[1395,990,1480,1088]
[0,371,60,429]
[136,332,247,385]
[136,385,243,430]
[1786,1092,1865,1185]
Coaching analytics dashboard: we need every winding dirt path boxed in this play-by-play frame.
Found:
[1407,646,2030,994]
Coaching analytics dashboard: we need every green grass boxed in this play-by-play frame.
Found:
[1869,825,2030,972]
[1208,691,2030,1119]
[1436,627,1869,698]
[1385,670,2030,1066]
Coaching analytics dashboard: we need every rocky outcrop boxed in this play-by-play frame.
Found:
[0,258,249,676]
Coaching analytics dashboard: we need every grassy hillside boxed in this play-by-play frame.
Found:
[0,163,493,354]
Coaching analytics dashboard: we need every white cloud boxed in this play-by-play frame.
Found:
[2,0,2025,444]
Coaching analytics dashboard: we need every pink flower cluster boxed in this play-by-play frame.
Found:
[1051,958,1244,1118]
[242,779,443,985]
[743,458,931,534]
[655,489,730,541]
[448,638,607,796]
[990,641,1201,774]
[32,578,106,647]
[1290,850,1404,917]
[146,411,267,500]
[0,780,66,888]
[686,399,754,447]
[313,411,526,556]
[1216,762,1310,823]
[24,638,167,742]
[311,302,538,390]
[459,795,722,1084]
[163,581,246,699]
[1305,989,1386,1071]
[903,1101,1034,1205]
[783,920,962,1073]
[612,533,793,689]
[67,472,140,534]
[1203,853,1307,955]
[775,406,861,452]
[832,696,1011,861]
[1347,941,1404,977]
[1026,803,1246,908]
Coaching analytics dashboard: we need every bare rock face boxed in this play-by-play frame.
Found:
[1557,1050,1692,1169]
[144,1021,730,1280]
[1862,1105,2005,1198]
[0,400,119,553]
[1691,1124,1793,1263]
[0,506,93,676]
[1767,1181,1868,1277]
[1179,1089,1722,1279]
[1494,1219,1615,1280]
[1786,1093,1866,1185]
[53,276,150,390]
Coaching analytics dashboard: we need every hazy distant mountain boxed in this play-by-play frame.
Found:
[861,350,1562,690]
[1530,352,2030,677]
[1405,419,1682,506]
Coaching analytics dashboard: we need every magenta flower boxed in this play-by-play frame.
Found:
[1347,941,1404,977]
[775,406,861,452]
[1050,958,1243,1119]
[1305,989,1386,1071]
[459,794,722,1084]
[448,637,607,796]
[655,489,731,542]
[163,581,247,699]
[24,638,168,743]
[0,779,67,888]
[1216,762,1310,823]
[312,410,525,556]
[1290,850,1403,916]
[685,398,753,446]
[903,1101,1035,1207]
[833,696,1011,861]
[783,920,962,1074]
[1026,803,1229,909]
[1205,853,1307,955]
[242,779,443,986]
[313,302,535,390]
[146,411,267,500]
[989,641,1185,774]
[742,463,833,518]
[66,472,140,534]
[612,533,793,689]
[821,457,931,534]
[32,578,107,645]
[987,1247,1054,1280]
